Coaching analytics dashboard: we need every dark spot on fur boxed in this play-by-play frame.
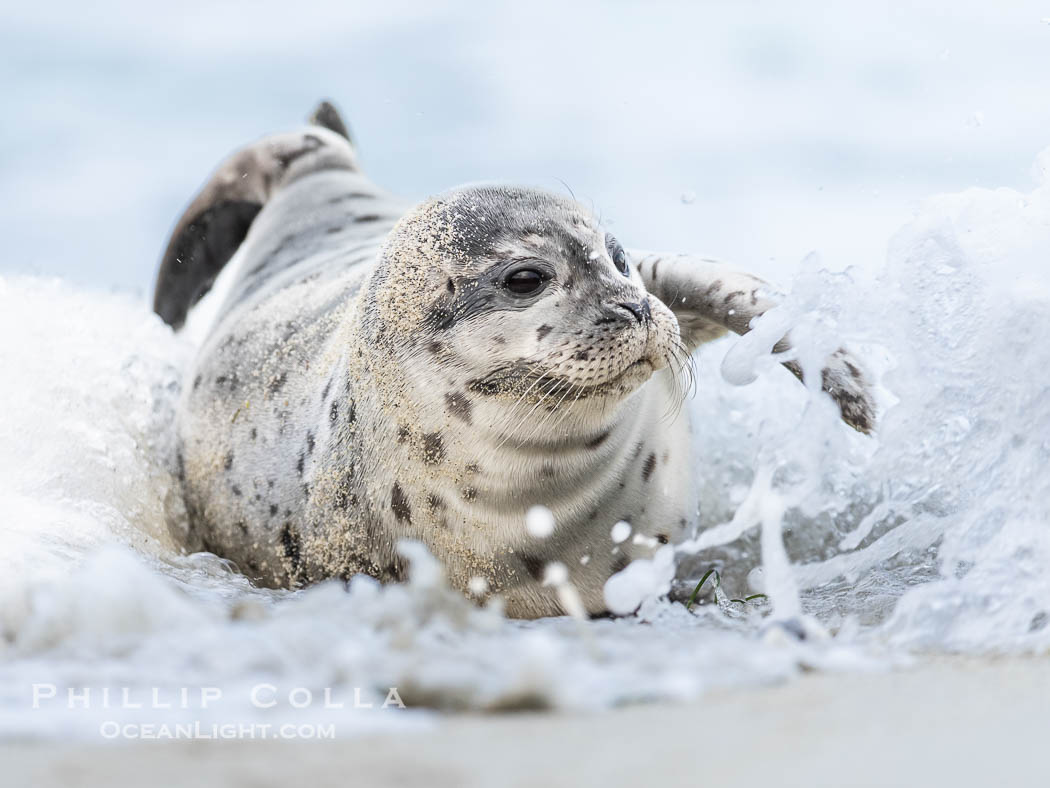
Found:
[305,431,315,455]
[335,488,358,510]
[175,450,185,482]
[536,324,553,341]
[224,452,234,470]
[651,259,660,281]
[493,335,506,345]
[384,561,403,581]
[586,429,611,449]
[656,533,670,545]
[723,290,745,304]
[326,192,373,205]
[573,350,590,361]
[268,372,287,393]
[521,554,546,580]
[325,225,343,234]
[642,453,657,482]
[428,341,444,354]
[461,487,477,502]
[465,462,480,475]
[321,377,333,402]
[250,427,257,441]
[426,493,445,511]
[236,521,248,534]
[391,483,412,523]
[446,279,455,294]
[280,523,302,574]
[422,432,445,465]
[445,392,473,424]
[329,400,339,424]
[269,504,278,517]
[192,374,202,390]
[274,133,323,170]
[397,425,410,443]
[346,401,356,424]
[296,453,305,476]
[354,214,382,223]
[231,485,242,497]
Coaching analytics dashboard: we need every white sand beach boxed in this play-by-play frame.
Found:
[5,658,1047,787]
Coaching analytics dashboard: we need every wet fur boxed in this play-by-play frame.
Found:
[163,106,875,618]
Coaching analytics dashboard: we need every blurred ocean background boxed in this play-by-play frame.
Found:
[4,0,1050,290]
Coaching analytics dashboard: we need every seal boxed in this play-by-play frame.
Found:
[157,101,875,618]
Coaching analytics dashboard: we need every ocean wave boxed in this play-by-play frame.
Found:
[2,150,1049,737]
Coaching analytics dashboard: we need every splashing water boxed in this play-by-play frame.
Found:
[2,151,1050,738]
[682,148,1050,649]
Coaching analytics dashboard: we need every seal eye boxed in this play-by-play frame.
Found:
[606,235,629,277]
[505,268,546,295]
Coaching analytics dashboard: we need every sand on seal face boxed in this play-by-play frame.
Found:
[4,657,1048,788]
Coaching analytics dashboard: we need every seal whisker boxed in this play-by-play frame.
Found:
[533,379,580,441]
[490,355,566,440]
[550,383,588,438]
[519,378,578,447]
[494,376,565,450]
[660,342,694,422]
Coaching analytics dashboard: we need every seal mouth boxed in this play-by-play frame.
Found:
[545,357,657,400]
[608,357,654,384]
[470,356,657,402]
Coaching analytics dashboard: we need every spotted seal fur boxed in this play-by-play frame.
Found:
[156,101,875,618]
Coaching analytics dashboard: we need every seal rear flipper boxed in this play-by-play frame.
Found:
[309,99,352,143]
[153,120,359,329]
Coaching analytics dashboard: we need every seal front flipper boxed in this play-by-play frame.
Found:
[153,102,358,329]
[631,250,876,433]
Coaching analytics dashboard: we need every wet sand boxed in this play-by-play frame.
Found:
[4,657,1047,787]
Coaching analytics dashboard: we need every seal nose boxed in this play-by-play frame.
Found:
[616,299,651,324]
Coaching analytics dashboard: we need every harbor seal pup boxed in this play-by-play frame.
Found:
[156,102,874,618]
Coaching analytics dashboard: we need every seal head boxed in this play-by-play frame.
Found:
[361,186,683,441]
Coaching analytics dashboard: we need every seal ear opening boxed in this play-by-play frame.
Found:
[309,99,352,143]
